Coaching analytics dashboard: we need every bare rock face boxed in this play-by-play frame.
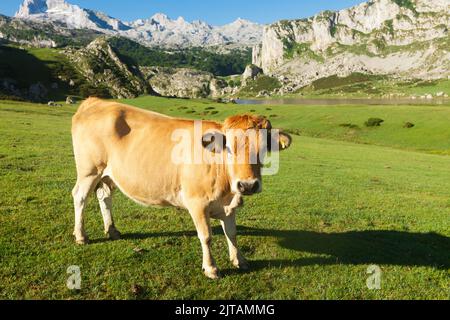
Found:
[209,78,229,99]
[253,0,450,91]
[242,64,263,85]
[66,96,75,104]
[65,37,149,99]
[141,67,216,99]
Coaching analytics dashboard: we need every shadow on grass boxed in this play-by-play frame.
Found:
[235,227,450,273]
[109,226,450,271]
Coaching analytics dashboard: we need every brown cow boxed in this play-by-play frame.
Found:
[71,97,292,279]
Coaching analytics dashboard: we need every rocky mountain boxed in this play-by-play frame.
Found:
[12,0,263,48]
[0,13,101,48]
[65,37,230,99]
[64,37,150,99]
[0,35,233,101]
[252,0,450,93]
[16,0,130,31]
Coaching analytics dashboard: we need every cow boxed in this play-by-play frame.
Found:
[71,97,292,279]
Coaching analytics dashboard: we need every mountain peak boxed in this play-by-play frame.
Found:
[12,0,264,48]
[150,13,169,23]
[16,0,48,17]
[15,0,130,31]
[232,18,254,25]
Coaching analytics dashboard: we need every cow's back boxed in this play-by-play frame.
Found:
[72,98,230,209]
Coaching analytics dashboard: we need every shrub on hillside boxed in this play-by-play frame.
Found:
[365,118,385,127]
[403,122,415,128]
[240,76,282,95]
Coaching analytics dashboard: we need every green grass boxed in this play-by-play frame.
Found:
[125,96,450,154]
[296,76,450,98]
[0,97,449,300]
[400,79,450,96]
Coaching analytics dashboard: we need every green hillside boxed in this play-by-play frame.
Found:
[0,45,93,101]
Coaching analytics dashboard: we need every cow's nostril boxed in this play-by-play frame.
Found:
[251,181,260,193]
[237,182,246,193]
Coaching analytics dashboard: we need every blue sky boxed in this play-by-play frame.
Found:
[0,0,366,25]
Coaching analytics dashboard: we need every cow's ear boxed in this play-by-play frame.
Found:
[268,131,292,152]
[279,132,292,151]
[202,131,227,153]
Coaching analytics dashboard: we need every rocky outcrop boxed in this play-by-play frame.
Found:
[141,66,228,99]
[65,37,149,99]
[209,78,229,99]
[242,64,263,86]
[66,96,75,104]
[253,0,450,92]
[0,78,50,101]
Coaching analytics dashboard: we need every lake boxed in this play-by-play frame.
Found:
[236,98,450,106]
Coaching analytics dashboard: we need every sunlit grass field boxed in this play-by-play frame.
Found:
[0,97,449,299]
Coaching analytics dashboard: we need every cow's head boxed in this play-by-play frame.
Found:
[202,115,292,196]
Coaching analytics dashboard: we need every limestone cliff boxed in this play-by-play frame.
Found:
[252,0,450,92]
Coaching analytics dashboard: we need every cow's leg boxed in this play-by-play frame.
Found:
[220,214,249,270]
[189,205,219,279]
[96,180,121,240]
[72,175,100,245]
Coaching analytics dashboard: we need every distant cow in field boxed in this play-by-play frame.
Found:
[71,97,292,279]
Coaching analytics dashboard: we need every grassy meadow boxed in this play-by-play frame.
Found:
[0,96,449,300]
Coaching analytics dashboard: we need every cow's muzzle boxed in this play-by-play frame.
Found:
[237,180,261,195]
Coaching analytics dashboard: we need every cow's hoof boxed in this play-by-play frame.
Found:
[232,259,249,270]
[203,267,220,280]
[75,237,89,245]
[106,228,122,241]
[74,231,89,245]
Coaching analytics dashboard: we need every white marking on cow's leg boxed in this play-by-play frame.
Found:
[96,181,121,241]
[72,176,100,245]
[189,206,219,279]
[220,215,249,270]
